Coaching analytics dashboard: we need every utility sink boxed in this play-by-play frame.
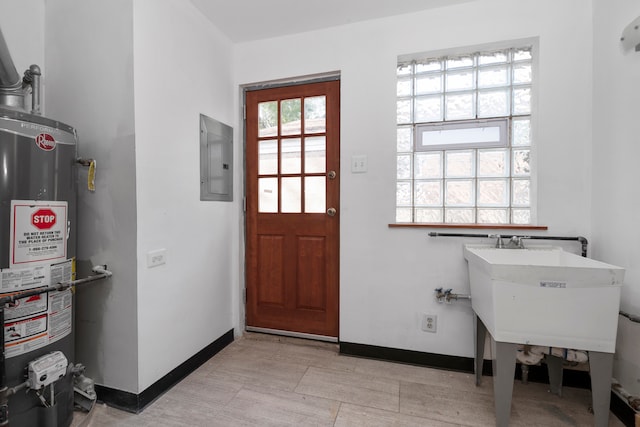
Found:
[464,244,625,427]
[464,244,625,352]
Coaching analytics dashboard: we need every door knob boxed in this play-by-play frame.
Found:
[327,170,337,179]
[327,207,337,217]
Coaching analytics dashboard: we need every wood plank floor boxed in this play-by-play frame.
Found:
[74,333,625,426]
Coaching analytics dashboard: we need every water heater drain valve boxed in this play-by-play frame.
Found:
[27,351,69,390]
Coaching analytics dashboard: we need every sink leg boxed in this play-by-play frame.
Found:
[493,341,517,427]
[475,315,487,386]
[588,351,613,427]
[546,354,564,396]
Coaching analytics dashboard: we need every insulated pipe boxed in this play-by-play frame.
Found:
[428,232,589,257]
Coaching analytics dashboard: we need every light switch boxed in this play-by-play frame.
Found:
[351,155,367,173]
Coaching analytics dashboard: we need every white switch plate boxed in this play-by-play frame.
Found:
[147,249,167,268]
[351,155,367,173]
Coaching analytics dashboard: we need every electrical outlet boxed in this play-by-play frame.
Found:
[422,314,437,333]
[147,249,167,268]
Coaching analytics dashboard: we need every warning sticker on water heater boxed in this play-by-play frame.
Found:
[10,200,68,267]
[3,288,73,359]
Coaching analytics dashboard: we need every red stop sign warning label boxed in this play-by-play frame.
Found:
[31,209,57,230]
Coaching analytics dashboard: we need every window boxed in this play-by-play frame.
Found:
[396,46,533,225]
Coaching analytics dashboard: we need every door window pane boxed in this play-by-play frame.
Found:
[258,139,278,175]
[305,177,325,213]
[305,136,326,173]
[281,138,301,174]
[304,96,326,133]
[259,178,278,212]
[281,177,301,213]
[258,101,277,137]
[281,98,301,135]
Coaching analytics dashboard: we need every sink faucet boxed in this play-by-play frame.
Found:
[506,235,528,249]
[489,234,504,248]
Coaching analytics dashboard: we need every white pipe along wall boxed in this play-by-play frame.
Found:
[0,0,639,417]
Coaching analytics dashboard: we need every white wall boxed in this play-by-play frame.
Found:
[133,0,237,390]
[3,0,238,395]
[0,0,45,99]
[234,0,594,357]
[592,0,640,396]
[44,0,139,393]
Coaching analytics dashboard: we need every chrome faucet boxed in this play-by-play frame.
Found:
[506,235,528,249]
[489,234,504,248]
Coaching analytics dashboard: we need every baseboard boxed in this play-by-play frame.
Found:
[95,328,234,413]
[340,341,591,386]
[339,341,636,426]
[610,390,637,427]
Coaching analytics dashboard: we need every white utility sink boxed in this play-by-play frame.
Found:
[464,244,625,352]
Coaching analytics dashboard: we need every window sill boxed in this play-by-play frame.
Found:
[388,223,548,230]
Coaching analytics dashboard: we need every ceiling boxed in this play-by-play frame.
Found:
[189,0,473,43]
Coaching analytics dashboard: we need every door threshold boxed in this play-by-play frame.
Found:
[246,326,338,343]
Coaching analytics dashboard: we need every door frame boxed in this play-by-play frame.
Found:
[240,72,341,341]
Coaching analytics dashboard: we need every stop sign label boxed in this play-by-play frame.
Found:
[31,209,57,230]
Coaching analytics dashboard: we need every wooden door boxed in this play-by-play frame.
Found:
[245,80,340,338]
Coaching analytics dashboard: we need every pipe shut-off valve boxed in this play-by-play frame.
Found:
[435,287,471,304]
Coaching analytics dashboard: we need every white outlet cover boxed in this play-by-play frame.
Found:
[351,155,367,173]
[147,249,167,268]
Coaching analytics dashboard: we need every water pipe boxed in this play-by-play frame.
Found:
[428,232,589,257]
